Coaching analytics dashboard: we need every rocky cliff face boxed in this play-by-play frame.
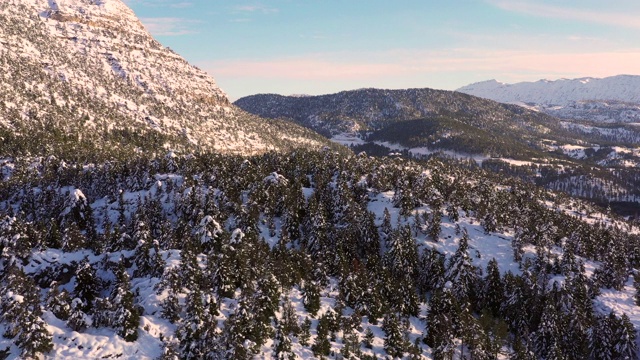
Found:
[0,0,329,156]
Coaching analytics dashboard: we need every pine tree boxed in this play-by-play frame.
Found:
[425,287,456,360]
[381,207,393,249]
[363,327,375,349]
[482,258,504,316]
[273,321,296,360]
[193,214,222,253]
[634,272,640,306]
[445,228,479,303]
[299,317,312,347]
[111,260,140,342]
[73,257,99,312]
[0,265,53,358]
[589,313,616,360]
[615,313,638,360]
[61,221,86,251]
[532,300,562,359]
[67,297,92,332]
[176,287,216,359]
[157,337,180,360]
[161,288,181,323]
[302,280,321,316]
[417,248,445,294]
[46,284,71,320]
[311,312,333,357]
[382,312,407,358]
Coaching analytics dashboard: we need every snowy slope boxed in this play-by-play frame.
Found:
[0,0,329,155]
[457,75,640,123]
[457,75,640,106]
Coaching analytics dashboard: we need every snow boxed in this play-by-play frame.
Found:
[458,75,640,106]
[458,75,640,124]
[330,133,367,147]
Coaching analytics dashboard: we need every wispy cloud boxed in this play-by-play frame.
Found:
[234,4,279,14]
[123,0,193,8]
[202,48,640,83]
[488,0,640,29]
[140,17,199,36]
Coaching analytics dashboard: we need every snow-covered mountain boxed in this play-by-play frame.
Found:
[457,75,640,123]
[457,75,640,106]
[0,0,330,156]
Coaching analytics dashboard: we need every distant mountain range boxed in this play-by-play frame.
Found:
[457,75,640,123]
[0,0,331,159]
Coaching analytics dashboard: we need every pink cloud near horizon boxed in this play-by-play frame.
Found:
[202,49,640,84]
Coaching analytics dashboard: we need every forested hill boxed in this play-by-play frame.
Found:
[234,88,575,143]
[1,150,639,359]
[0,0,332,159]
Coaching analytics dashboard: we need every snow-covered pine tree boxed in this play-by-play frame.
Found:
[382,312,407,358]
[46,283,71,320]
[445,228,479,303]
[110,260,140,342]
[67,297,92,332]
[73,257,99,312]
[0,265,53,358]
[532,299,563,359]
[481,258,504,316]
[615,313,638,360]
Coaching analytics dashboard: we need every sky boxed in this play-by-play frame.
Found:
[123,0,640,100]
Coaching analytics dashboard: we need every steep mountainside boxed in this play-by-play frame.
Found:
[0,0,331,158]
[457,75,640,123]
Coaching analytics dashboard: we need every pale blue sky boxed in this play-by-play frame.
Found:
[123,0,640,100]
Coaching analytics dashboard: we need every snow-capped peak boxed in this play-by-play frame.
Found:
[457,75,640,106]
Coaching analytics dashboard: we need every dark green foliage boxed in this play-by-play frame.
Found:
[111,260,140,342]
[302,280,321,317]
[382,312,407,358]
[0,265,53,358]
[73,257,99,312]
[0,145,639,359]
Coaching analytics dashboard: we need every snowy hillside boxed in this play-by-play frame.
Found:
[457,75,640,123]
[0,0,330,156]
[457,75,640,106]
[2,150,640,359]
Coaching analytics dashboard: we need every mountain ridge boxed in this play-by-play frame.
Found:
[0,0,333,158]
[457,75,640,124]
[234,87,591,159]
[457,75,640,106]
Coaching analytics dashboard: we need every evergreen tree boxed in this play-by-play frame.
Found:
[615,313,638,360]
[311,312,333,357]
[46,284,71,321]
[176,287,218,359]
[299,317,312,347]
[0,265,53,358]
[67,297,91,332]
[302,280,321,316]
[363,327,375,349]
[273,321,296,360]
[73,257,99,312]
[445,228,479,303]
[532,300,562,359]
[482,258,504,316]
[425,286,456,360]
[160,288,181,324]
[382,312,407,358]
[111,260,140,342]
